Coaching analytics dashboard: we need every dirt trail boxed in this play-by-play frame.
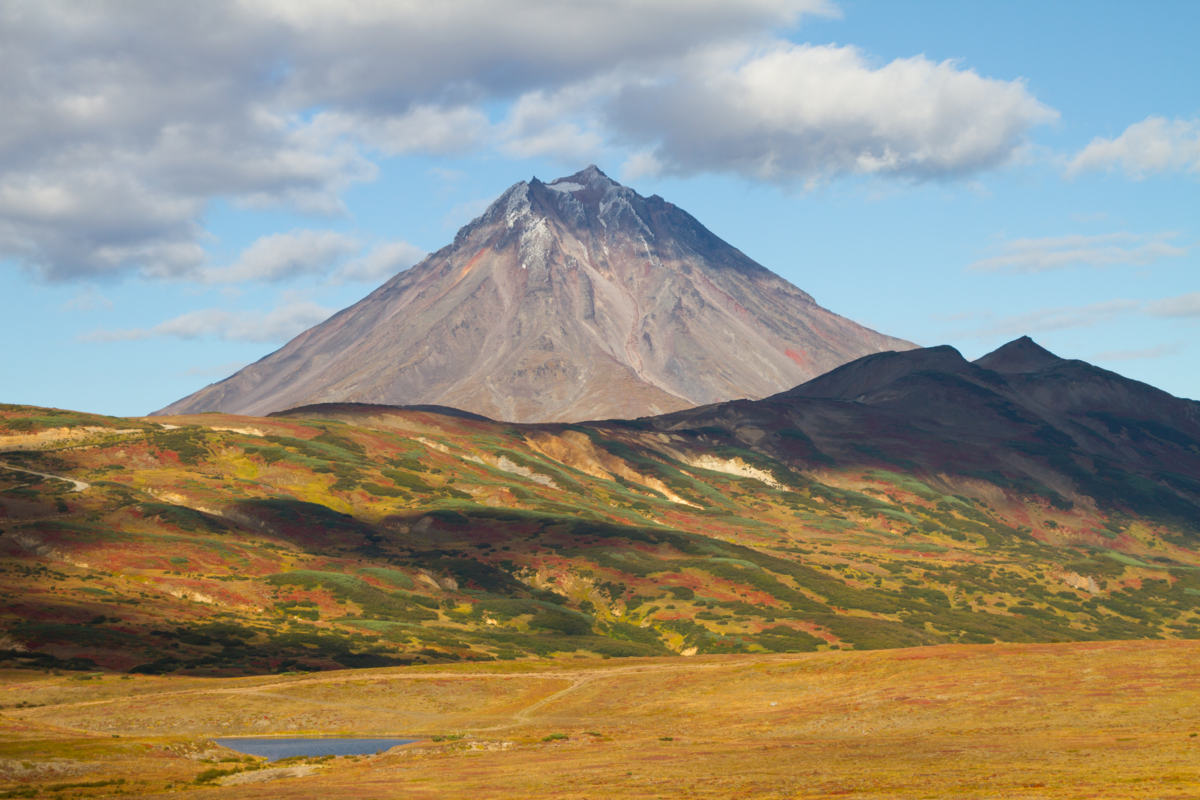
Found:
[15,655,803,722]
[0,462,89,492]
[512,675,596,722]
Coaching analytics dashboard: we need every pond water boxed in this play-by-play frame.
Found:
[215,737,418,761]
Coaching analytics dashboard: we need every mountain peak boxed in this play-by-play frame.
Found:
[974,336,1064,374]
[542,165,621,199]
[156,168,915,422]
[551,164,616,185]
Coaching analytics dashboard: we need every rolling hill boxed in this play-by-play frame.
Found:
[3,339,1199,676]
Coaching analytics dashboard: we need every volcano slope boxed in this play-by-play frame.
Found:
[2,337,1199,679]
[157,166,912,422]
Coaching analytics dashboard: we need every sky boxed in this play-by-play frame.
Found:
[1,0,1197,417]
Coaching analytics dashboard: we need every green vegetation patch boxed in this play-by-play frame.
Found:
[864,470,943,501]
[751,625,824,653]
[358,567,415,589]
[878,508,921,525]
[1102,552,1163,569]
[266,571,437,622]
[381,468,431,492]
[812,614,942,650]
[148,427,210,465]
[233,498,379,543]
[137,502,233,535]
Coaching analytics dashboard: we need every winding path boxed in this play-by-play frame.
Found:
[0,462,90,492]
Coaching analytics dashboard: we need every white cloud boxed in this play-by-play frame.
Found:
[2,1,1070,282]
[498,79,617,162]
[84,299,335,343]
[1067,116,1200,179]
[310,106,493,156]
[622,151,665,181]
[1145,291,1200,319]
[606,42,1058,183]
[334,241,426,283]
[967,232,1188,274]
[1093,343,1184,362]
[194,229,423,285]
[1,0,836,282]
[502,119,605,163]
[203,230,360,283]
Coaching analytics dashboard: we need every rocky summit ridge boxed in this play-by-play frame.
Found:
[158,166,914,422]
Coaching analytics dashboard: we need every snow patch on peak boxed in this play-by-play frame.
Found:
[552,164,619,190]
[503,183,532,230]
[519,217,553,274]
[545,182,584,193]
[600,190,652,238]
[478,181,532,231]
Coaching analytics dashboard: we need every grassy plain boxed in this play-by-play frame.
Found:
[1,641,1198,798]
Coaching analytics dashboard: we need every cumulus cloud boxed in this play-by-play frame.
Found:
[967,232,1188,274]
[334,241,426,283]
[1067,116,1200,179]
[203,230,360,283]
[621,151,665,181]
[498,79,617,162]
[1,0,838,282]
[193,229,423,284]
[244,0,837,103]
[311,106,493,156]
[606,42,1057,183]
[84,299,335,343]
[1,0,1059,282]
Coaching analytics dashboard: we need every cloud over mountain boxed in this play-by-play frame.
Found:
[608,43,1056,183]
[0,0,1058,283]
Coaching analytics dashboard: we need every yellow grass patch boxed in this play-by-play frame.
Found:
[2,641,1197,798]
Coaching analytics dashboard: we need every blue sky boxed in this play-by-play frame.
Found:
[2,0,1197,416]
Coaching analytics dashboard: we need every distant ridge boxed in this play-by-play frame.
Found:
[269,403,495,423]
[651,336,1200,529]
[157,165,914,422]
[779,344,975,402]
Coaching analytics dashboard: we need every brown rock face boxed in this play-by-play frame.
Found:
[156,166,915,422]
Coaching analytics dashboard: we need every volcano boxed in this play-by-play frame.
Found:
[158,166,914,422]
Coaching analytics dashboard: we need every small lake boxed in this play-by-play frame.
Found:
[215,737,418,761]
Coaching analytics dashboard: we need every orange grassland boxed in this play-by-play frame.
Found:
[2,639,1199,799]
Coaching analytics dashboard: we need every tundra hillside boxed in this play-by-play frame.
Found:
[2,339,1198,675]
